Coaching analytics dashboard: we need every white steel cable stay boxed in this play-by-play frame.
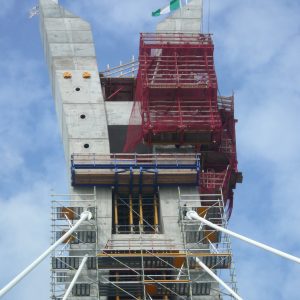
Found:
[186,210,300,264]
[62,254,89,300]
[0,211,92,298]
[194,257,242,300]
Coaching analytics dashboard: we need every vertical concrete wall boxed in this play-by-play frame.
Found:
[39,0,110,167]
[39,1,112,298]
[156,0,203,33]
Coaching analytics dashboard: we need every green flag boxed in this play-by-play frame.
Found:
[152,0,181,17]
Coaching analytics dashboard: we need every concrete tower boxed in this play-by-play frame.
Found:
[39,0,241,299]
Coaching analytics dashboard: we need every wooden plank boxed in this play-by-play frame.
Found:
[74,169,198,186]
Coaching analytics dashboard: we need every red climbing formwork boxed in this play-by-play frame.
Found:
[124,33,222,151]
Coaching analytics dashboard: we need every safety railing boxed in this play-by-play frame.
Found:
[139,55,217,88]
[71,153,200,169]
[140,33,213,47]
[100,58,138,78]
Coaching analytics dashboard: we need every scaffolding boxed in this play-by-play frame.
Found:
[178,189,238,299]
[50,192,99,300]
[91,189,238,299]
[50,187,237,300]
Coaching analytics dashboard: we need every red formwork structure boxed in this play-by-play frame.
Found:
[124,33,222,149]
[123,32,242,217]
[200,94,241,217]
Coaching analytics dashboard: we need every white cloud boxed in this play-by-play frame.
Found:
[66,0,163,33]
[213,0,299,76]
[211,0,300,298]
[1,0,300,299]
[0,21,66,300]
[0,182,51,300]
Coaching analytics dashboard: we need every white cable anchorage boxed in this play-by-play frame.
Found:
[0,211,92,298]
[186,210,300,264]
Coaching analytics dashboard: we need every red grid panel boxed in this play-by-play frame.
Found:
[139,54,217,89]
[124,33,222,150]
[142,89,221,133]
[138,33,217,89]
[218,95,237,172]
[139,33,214,49]
[200,171,227,193]
[199,169,234,217]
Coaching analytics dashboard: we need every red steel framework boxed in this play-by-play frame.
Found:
[122,32,242,217]
[124,33,223,150]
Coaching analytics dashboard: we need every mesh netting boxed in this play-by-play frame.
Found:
[123,98,143,152]
[123,33,222,149]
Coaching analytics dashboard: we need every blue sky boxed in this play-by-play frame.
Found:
[0,0,300,299]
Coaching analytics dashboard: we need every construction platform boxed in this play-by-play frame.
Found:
[71,153,200,191]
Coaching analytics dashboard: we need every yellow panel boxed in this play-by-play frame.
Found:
[82,71,91,78]
[63,71,72,79]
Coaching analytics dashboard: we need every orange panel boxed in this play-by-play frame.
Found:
[173,257,185,268]
[61,231,75,244]
[61,207,75,220]
[196,207,207,217]
[204,230,218,243]
[145,284,157,295]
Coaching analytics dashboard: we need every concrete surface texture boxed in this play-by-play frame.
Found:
[157,0,203,33]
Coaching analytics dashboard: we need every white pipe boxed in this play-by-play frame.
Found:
[0,211,92,298]
[62,254,89,300]
[186,210,300,264]
[176,262,185,280]
[195,257,242,300]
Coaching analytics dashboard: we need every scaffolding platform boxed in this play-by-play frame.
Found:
[71,153,200,191]
[96,251,231,269]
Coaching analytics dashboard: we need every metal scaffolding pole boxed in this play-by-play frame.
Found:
[62,254,89,300]
[0,211,92,298]
[186,210,300,264]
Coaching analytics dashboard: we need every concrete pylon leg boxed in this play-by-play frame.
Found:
[39,1,111,299]
[156,0,203,33]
